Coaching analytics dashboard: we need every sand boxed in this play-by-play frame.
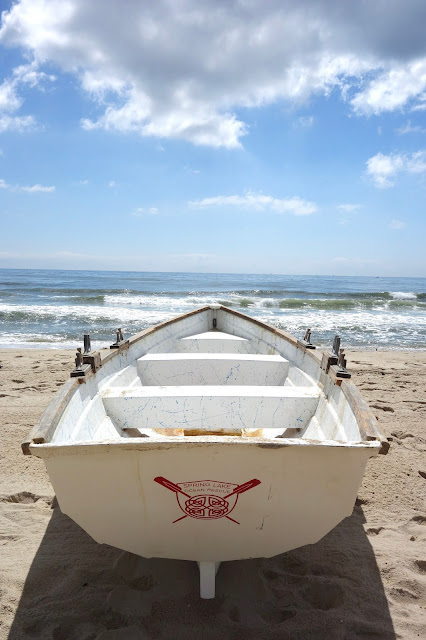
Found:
[0,348,425,639]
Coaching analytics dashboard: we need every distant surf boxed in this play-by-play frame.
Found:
[0,269,425,350]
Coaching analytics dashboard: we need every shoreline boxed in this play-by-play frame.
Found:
[1,344,425,352]
[0,348,425,639]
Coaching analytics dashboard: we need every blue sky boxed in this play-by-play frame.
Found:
[0,0,425,276]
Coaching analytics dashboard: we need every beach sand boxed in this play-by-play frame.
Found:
[0,348,425,639]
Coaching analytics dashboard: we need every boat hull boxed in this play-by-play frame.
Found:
[40,439,374,562]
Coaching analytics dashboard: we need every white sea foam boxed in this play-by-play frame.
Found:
[390,291,417,300]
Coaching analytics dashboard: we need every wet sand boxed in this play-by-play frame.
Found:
[0,348,425,639]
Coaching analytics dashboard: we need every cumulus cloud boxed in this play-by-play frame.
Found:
[366,151,426,187]
[0,114,35,132]
[2,1,426,145]
[0,60,53,132]
[189,193,317,215]
[132,207,159,216]
[20,183,55,193]
[352,59,426,115]
[0,178,55,192]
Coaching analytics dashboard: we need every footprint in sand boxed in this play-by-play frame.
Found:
[366,526,384,536]
[391,430,414,439]
[389,586,419,602]
[301,581,345,610]
[411,514,426,524]
[0,491,41,504]
[259,607,296,623]
[227,605,241,623]
[370,404,395,413]
[52,620,104,640]
[279,555,308,576]
[414,560,426,573]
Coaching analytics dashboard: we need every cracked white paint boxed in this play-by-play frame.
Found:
[102,385,320,436]
[137,353,289,386]
[178,331,255,354]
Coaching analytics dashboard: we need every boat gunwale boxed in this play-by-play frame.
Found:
[29,436,381,459]
[22,305,388,455]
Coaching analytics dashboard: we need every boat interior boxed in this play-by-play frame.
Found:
[50,307,365,446]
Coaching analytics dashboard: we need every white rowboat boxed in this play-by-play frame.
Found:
[23,305,388,598]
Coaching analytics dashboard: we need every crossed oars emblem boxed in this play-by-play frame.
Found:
[154,476,261,524]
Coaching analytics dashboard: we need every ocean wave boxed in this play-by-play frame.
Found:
[389,291,417,300]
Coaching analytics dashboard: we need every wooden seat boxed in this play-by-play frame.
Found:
[137,353,289,386]
[178,330,255,354]
[102,385,320,436]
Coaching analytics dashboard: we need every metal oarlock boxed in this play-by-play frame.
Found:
[332,335,341,358]
[320,334,341,374]
[83,334,91,354]
[110,328,128,349]
[336,348,351,379]
[71,336,101,378]
[321,335,351,380]
[75,348,83,369]
[297,328,316,349]
[71,347,91,378]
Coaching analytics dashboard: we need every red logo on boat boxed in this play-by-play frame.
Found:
[154,477,261,524]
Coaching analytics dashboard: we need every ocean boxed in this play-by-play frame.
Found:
[0,269,425,350]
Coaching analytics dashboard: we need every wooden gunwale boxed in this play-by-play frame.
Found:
[29,437,381,460]
[22,305,387,454]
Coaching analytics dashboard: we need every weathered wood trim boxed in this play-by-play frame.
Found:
[29,436,381,459]
[22,378,79,454]
[340,379,389,454]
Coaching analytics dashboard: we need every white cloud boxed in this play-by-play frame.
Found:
[0,114,35,132]
[0,61,54,132]
[0,79,21,112]
[132,207,159,216]
[55,251,88,258]
[352,59,426,115]
[189,193,317,215]
[3,2,426,145]
[0,178,55,192]
[337,204,361,212]
[366,151,426,187]
[389,219,406,230]
[396,120,426,135]
[20,184,55,193]
[108,180,116,187]
[295,115,315,128]
[331,256,376,266]
[12,62,55,87]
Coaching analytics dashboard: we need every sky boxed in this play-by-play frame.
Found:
[0,0,425,277]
